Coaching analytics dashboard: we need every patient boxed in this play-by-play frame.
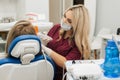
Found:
[0,20,55,80]
[5,20,42,58]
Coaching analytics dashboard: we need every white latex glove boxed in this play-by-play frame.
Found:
[37,32,53,46]
[42,44,52,56]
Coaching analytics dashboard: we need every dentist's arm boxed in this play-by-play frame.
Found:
[42,45,66,68]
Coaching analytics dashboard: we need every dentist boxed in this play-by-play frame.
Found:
[40,4,91,80]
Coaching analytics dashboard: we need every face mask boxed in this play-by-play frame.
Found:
[61,20,72,31]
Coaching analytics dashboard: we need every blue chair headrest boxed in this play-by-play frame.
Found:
[8,35,42,64]
[8,35,41,54]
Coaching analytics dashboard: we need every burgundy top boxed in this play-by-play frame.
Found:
[47,24,81,80]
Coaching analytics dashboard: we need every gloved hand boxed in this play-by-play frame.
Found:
[42,44,52,56]
[37,32,53,46]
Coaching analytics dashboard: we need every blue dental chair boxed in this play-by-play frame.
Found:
[0,35,55,80]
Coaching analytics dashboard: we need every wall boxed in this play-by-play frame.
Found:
[63,0,73,12]
[0,0,49,21]
[49,0,73,25]
[49,0,61,24]
[95,0,120,35]
[25,0,49,21]
[16,0,25,20]
[0,0,17,19]
[85,0,96,40]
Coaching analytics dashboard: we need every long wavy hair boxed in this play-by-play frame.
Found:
[59,4,91,59]
[5,20,36,56]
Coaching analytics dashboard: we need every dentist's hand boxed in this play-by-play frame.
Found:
[42,44,53,56]
[37,32,53,46]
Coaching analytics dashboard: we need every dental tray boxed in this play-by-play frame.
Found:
[67,63,102,80]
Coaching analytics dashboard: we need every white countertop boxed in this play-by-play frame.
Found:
[0,21,53,32]
[0,21,16,30]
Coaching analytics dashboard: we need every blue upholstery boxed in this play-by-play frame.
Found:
[0,55,56,69]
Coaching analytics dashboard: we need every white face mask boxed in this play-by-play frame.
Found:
[61,20,72,31]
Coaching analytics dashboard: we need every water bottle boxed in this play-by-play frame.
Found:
[101,40,120,78]
[105,40,119,60]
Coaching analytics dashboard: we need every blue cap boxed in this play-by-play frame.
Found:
[107,40,116,47]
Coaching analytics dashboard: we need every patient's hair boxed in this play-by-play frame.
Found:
[5,20,37,56]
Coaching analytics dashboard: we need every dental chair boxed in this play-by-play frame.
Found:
[0,35,55,80]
